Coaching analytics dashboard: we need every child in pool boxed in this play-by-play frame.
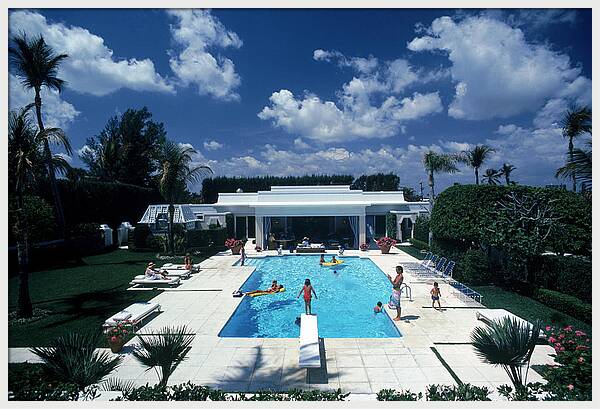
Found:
[319,254,325,264]
[297,278,318,315]
[331,255,337,263]
[431,282,442,311]
[374,301,383,313]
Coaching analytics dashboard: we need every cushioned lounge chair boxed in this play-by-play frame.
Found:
[130,276,181,287]
[103,302,161,328]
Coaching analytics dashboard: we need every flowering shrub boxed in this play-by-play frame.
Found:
[376,237,396,247]
[107,322,132,344]
[224,238,243,249]
[542,325,592,400]
[359,243,369,251]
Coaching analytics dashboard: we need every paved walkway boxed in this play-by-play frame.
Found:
[9,245,555,398]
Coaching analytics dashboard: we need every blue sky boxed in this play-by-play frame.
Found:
[8,8,592,193]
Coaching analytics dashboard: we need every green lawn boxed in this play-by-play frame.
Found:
[473,285,592,335]
[395,244,427,260]
[8,249,212,347]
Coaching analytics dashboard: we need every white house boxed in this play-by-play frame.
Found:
[139,185,430,248]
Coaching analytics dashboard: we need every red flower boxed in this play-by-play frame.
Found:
[110,336,117,343]
[548,336,557,343]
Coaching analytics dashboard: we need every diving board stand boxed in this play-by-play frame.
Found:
[299,313,321,368]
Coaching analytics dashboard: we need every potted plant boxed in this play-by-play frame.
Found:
[225,238,244,255]
[107,322,131,353]
[360,243,369,251]
[376,237,397,254]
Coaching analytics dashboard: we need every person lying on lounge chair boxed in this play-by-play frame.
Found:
[145,262,168,280]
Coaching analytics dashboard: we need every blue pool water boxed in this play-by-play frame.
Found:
[219,255,401,338]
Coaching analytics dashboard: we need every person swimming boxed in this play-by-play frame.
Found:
[374,301,383,313]
[319,254,325,264]
[331,255,337,263]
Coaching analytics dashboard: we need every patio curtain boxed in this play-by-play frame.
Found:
[348,216,359,248]
[263,217,271,246]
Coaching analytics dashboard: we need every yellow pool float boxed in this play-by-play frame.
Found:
[321,260,344,267]
[247,287,286,297]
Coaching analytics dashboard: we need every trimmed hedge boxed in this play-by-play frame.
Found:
[533,255,591,303]
[413,215,430,243]
[535,288,592,324]
[409,238,429,251]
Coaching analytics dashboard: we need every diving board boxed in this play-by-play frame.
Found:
[299,314,321,368]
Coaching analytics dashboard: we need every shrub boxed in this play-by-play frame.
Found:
[413,215,430,243]
[185,230,211,248]
[408,238,429,251]
[534,255,591,303]
[426,384,492,401]
[30,331,122,389]
[376,237,396,247]
[208,228,227,249]
[385,213,397,238]
[535,289,591,324]
[132,224,152,251]
[225,238,243,248]
[457,249,493,285]
[70,223,105,255]
[377,388,422,401]
[145,235,163,252]
[8,195,58,245]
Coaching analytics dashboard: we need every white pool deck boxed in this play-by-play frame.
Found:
[9,243,556,398]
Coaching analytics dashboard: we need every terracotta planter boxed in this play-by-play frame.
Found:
[230,244,243,255]
[109,338,125,353]
[379,244,391,254]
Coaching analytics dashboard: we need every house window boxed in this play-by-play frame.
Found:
[375,215,386,236]
[196,214,204,221]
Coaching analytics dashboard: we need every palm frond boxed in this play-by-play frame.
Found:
[100,378,136,393]
[29,331,122,389]
[38,127,73,155]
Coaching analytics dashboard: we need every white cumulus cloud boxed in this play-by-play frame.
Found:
[167,9,242,101]
[9,10,174,96]
[203,140,224,151]
[407,15,591,120]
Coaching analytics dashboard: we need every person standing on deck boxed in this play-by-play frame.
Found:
[387,266,404,321]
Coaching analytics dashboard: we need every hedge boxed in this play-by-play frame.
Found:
[409,238,429,251]
[533,255,591,303]
[535,288,592,324]
[413,215,430,243]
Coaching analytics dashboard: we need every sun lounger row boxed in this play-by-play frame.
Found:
[409,252,455,278]
[103,301,161,328]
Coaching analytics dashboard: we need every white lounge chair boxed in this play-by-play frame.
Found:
[130,276,181,287]
[299,314,321,368]
[161,269,192,279]
[161,263,201,271]
[103,302,161,328]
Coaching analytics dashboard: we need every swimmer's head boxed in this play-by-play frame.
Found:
[377,301,383,307]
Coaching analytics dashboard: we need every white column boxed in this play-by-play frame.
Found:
[359,214,366,247]
[396,214,402,241]
[255,216,264,248]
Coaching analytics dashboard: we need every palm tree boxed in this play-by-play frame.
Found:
[463,145,495,185]
[560,106,592,191]
[483,168,501,185]
[9,106,72,318]
[422,151,461,245]
[157,142,212,254]
[9,33,70,238]
[498,163,516,185]
[132,326,195,387]
[471,317,542,391]
[556,140,592,192]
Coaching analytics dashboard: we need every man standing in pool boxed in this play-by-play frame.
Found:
[297,278,318,315]
[386,266,404,321]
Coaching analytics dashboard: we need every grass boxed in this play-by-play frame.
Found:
[395,244,427,260]
[472,285,592,336]
[8,249,214,347]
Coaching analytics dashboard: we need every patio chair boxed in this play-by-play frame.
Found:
[103,302,161,329]
[411,255,439,277]
[441,260,455,278]
[130,276,181,287]
[432,257,447,275]
[161,269,192,279]
[161,263,201,272]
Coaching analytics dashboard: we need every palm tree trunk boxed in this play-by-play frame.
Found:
[16,188,33,318]
[428,171,435,246]
[168,203,175,255]
[569,137,576,192]
[505,174,510,185]
[34,89,67,239]
[475,167,479,185]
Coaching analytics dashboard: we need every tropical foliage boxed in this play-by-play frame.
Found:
[132,326,195,387]
[471,317,542,390]
[483,168,501,185]
[556,140,591,192]
[30,331,122,389]
[499,163,516,185]
[462,144,495,185]
[559,105,591,191]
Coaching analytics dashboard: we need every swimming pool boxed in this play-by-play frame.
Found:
[219,255,401,338]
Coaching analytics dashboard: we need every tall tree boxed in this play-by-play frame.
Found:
[463,145,495,185]
[499,163,516,185]
[9,33,70,238]
[422,151,461,245]
[556,140,592,192]
[483,168,501,185]
[81,107,167,187]
[560,106,592,191]
[158,142,213,254]
[9,106,71,318]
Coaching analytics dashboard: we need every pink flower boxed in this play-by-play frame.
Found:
[567,385,574,391]
[575,331,586,337]
[548,337,557,343]
[564,325,573,331]
[560,347,565,352]
[110,336,117,343]
[578,357,585,363]
[554,342,562,348]
[558,334,565,340]
[545,326,552,331]
[123,329,127,334]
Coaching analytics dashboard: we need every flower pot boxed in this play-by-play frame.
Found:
[109,338,125,353]
[379,244,391,254]
[230,244,243,255]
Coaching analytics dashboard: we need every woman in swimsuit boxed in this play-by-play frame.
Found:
[297,278,318,315]
[386,266,404,321]
[184,253,193,270]
[245,280,279,296]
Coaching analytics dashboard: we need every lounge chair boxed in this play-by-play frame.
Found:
[411,255,439,276]
[161,263,201,272]
[103,302,161,329]
[299,313,321,368]
[296,244,326,253]
[130,275,181,287]
[442,260,455,278]
[161,269,192,279]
